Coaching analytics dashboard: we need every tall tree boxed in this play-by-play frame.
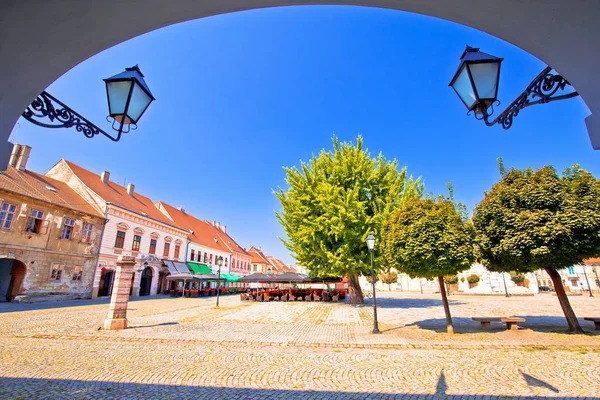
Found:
[275,136,422,304]
[381,196,475,334]
[473,162,600,333]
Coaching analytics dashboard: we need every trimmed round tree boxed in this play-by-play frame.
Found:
[473,163,600,333]
[380,271,399,291]
[275,136,423,304]
[382,197,475,334]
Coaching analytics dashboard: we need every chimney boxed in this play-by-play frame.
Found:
[127,183,135,196]
[216,221,220,229]
[177,206,185,213]
[101,171,110,184]
[221,225,226,233]
[212,220,216,227]
[15,145,31,171]
[9,144,22,167]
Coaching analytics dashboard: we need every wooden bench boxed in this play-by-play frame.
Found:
[472,317,525,331]
[584,317,600,330]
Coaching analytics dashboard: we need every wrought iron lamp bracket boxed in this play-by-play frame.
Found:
[22,91,124,142]
[472,66,579,129]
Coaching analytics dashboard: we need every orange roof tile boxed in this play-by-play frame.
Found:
[249,246,270,264]
[63,160,180,228]
[158,201,233,253]
[0,166,102,218]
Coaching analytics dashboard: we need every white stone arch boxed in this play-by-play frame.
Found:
[1,1,600,153]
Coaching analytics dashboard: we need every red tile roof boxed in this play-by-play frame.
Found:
[249,246,270,264]
[0,166,102,218]
[213,227,249,257]
[158,201,233,253]
[267,256,294,273]
[62,160,179,227]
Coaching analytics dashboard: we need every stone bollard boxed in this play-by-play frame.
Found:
[103,255,136,330]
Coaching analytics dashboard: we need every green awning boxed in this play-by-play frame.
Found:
[220,273,241,282]
[187,262,213,275]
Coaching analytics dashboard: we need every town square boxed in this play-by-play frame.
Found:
[2,2,600,399]
[0,292,599,399]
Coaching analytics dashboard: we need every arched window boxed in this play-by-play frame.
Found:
[191,249,195,260]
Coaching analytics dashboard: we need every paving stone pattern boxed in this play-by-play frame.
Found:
[0,292,599,399]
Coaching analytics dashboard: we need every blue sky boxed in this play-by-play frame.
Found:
[11,6,598,265]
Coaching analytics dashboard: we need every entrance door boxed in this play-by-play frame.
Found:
[99,270,115,297]
[0,259,26,302]
[139,267,153,296]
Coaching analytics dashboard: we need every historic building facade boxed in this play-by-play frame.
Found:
[156,202,251,276]
[0,145,105,302]
[46,160,188,298]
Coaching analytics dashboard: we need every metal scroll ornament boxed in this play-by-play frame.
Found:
[473,66,579,129]
[22,91,122,142]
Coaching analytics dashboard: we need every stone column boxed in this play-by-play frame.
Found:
[103,255,135,330]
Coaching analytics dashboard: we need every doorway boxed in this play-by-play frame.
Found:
[98,269,115,297]
[0,259,26,302]
[139,266,153,296]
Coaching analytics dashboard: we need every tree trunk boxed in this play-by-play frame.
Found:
[347,273,364,304]
[388,284,391,291]
[545,267,584,333]
[438,275,454,335]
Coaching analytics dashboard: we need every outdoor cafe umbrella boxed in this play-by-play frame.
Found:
[238,272,273,283]
[268,272,310,283]
[166,273,203,296]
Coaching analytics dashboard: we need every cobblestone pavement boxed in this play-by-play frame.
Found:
[0,292,599,399]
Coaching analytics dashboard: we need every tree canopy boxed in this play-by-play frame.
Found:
[381,197,475,280]
[381,196,475,333]
[275,136,423,303]
[473,162,600,333]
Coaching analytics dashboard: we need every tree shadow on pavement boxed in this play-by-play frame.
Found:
[407,316,600,335]
[0,295,170,314]
[0,377,595,400]
[367,297,465,309]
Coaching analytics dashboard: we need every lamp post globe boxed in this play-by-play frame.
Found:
[366,233,380,334]
[366,233,376,252]
[449,46,503,116]
[104,65,155,137]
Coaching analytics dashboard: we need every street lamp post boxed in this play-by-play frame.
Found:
[22,65,154,142]
[216,256,223,307]
[366,233,380,334]
[449,46,578,130]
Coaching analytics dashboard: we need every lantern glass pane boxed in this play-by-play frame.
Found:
[106,80,132,116]
[451,65,477,110]
[126,81,153,123]
[469,62,500,100]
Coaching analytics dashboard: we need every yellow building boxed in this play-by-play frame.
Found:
[0,145,105,302]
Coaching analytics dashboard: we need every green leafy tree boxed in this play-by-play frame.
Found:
[275,136,423,304]
[443,275,459,284]
[473,162,600,333]
[380,271,399,291]
[509,271,525,285]
[381,196,475,334]
[466,274,480,285]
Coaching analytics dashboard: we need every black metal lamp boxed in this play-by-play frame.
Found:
[22,65,154,142]
[449,45,578,129]
[104,65,155,136]
[366,233,380,334]
[449,46,503,116]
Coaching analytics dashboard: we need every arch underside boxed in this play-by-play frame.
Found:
[0,0,598,150]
